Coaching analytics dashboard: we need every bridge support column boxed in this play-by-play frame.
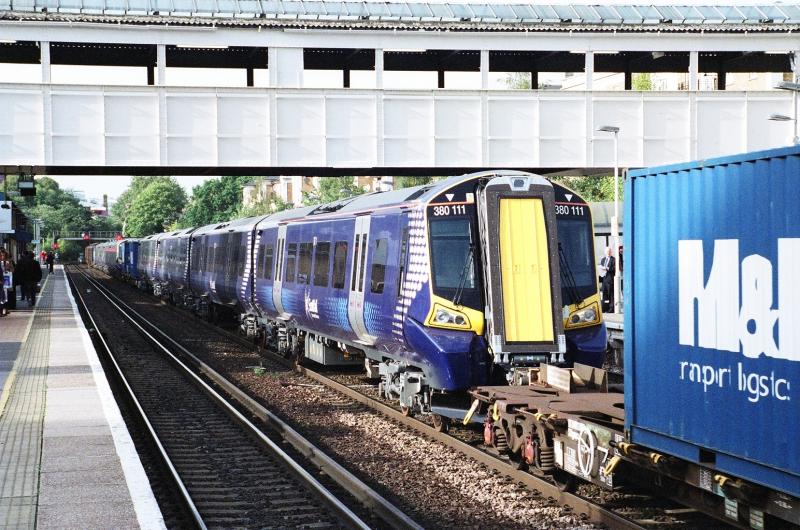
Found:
[375,49,384,89]
[531,71,538,90]
[437,69,445,89]
[40,41,50,83]
[689,51,698,90]
[268,47,303,87]
[157,44,166,85]
[584,51,594,90]
[480,49,489,89]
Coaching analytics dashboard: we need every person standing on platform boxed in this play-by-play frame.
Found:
[46,251,54,273]
[599,246,616,313]
[0,249,15,311]
[16,252,41,307]
[0,258,7,317]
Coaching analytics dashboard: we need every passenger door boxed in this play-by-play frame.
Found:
[273,225,287,316]
[347,216,374,344]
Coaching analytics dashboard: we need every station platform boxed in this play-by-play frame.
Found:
[0,266,164,529]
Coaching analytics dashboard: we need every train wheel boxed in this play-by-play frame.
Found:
[432,414,450,433]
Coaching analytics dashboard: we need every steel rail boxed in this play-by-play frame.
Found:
[66,269,208,530]
[73,267,423,530]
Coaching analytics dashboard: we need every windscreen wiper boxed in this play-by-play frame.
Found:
[452,244,475,307]
[558,242,582,307]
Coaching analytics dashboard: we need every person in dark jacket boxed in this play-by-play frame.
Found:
[46,251,54,273]
[16,252,42,307]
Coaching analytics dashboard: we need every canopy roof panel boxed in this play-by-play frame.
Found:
[2,0,799,30]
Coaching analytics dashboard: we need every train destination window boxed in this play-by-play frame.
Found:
[264,244,274,280]
[286,243,297,283]
[313,242,331,287]
[333,241,348,289]
[298,243,313,284]
[429,217,482,311]
[351,235,361,291]
[370,238,388,294]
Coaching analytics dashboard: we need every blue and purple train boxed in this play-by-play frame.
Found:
[89,172,606,418]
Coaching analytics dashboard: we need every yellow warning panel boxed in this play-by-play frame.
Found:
[499,198,554,342]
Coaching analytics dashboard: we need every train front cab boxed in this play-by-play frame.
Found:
[552,182,607,369]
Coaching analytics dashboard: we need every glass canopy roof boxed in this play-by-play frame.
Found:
[3,0,799,25]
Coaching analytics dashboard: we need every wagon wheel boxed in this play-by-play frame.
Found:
[432,414,450,433]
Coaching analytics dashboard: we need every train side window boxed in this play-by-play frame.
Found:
[370,238,388,294]
[351,235,361,291]
[358,234,368,292]
[332,241,348,289]
[285,243,297,283]
[313,242,331,287]
[264,245,274,280]
[397,228,409,295]
[298,242,312,284]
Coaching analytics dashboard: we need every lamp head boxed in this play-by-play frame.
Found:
[597,125,620,133]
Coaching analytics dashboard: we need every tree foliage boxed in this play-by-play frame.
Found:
[302,177,365,206]
[236,194,293,218]
[125,179,187,237]
[503,72,533,89]
[112,176,173,231]
[632,73,653,91]
[394,176,440,189]
[178,176,251,228]
[2,175,123,260]
[551,176,624,203]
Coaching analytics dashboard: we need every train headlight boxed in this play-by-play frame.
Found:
[565,303,600,329]
[430,304,471,330]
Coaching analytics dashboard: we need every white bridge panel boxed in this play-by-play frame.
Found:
[435,96,482,166]
[167,93,218,165]
[384,96,434,166]
[0,91,44,164]
[487,97,537,166]
[105,93,159,165]
[52,91,105,164]
[326,96,376,166]
[746,96,794,153]
[0,84,794,170]
[593,96,643,168]
[217,94,269,166]
[642,96,690,167]
[538,95,587,167]
[276,95,325,166]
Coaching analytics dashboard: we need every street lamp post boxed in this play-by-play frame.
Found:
[597,125,621,314]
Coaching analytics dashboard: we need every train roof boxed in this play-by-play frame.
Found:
[258,170,538,224]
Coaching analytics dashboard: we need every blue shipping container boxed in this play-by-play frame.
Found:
[625,145,800,498]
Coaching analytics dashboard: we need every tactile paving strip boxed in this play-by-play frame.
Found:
[0,278,53,529]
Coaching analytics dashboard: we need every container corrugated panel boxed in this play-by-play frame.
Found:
[624,145,800,498]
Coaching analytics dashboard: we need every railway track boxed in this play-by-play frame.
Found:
[67,266,418,530]
[75,265,722,529]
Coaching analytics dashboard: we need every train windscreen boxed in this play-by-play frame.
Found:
[557,216,596,305]
[428,216,482,311]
